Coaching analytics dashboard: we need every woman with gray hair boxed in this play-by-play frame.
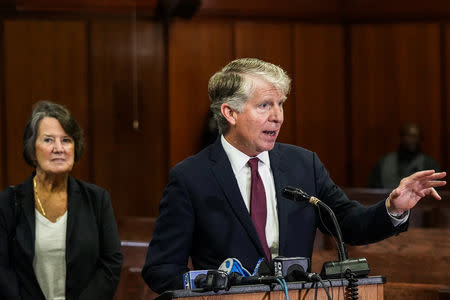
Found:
[0,101,123,299]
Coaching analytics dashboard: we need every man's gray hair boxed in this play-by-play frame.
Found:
[208,58,291,134]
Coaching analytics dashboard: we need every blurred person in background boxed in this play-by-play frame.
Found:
[368,123,441,188]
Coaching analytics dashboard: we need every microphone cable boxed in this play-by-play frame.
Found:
[317,206,345,263]
[275,277,290,300]
[344,269,359,300]
[311,273,332,300]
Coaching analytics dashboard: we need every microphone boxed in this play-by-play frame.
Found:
[252,257,273,276]
[219,258,251,277]
[219,257,277,287]
[228,273,277,286]
[193,273,207,288]
[273,256,319,282]
[184,270,229,292]
[183,270,209,290]
[281,186,370,279]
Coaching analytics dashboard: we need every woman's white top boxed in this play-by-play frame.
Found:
[33,210,67,300]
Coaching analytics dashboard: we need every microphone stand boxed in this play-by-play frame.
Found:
[282,187,370,279]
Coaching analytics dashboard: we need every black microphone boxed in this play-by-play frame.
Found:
[228,273,277,286]
[281,186,370,279]
[273,256,319,282]
[254,257,274,276]
[286,264,321,282]
[193,273,207,288]
[188,270,229,292]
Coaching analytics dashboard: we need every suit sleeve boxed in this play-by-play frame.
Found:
[0,189,21,300]
[312,153,408,245]
[78,189,123,300]
[142,167,194,294]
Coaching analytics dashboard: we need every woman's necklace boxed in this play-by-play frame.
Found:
[33,177,46,216]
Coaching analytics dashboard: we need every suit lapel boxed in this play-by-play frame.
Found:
[66,176,81,248]
[209,138,266,258]
[16,175,36,261]
[269,144,290,255]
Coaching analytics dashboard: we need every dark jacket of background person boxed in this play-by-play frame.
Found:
[142,138,409,294]
[0,174,123,300]
[368,123,441,188]
[368,151,440,188]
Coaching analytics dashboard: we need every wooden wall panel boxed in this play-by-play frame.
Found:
[8,0,450,20]
[4,20,89,186]
[0,21,4,188]
[234,21,295,145]
[15,0,159,13]
[351,23,441,187]
[293,25,347,186]
[345,0,450,20]
[445,24,450,176]
[90,20,166,217]
[168,20,233,167]
[198,0,341,19]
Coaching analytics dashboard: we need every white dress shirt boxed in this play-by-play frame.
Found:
[221,135,280,258]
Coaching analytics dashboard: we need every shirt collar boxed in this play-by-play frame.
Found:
[221,135,270,173]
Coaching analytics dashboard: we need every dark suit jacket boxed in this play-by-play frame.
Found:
[0,173,123,300]
[142,139,408,293]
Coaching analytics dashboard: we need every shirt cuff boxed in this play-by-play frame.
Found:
[386,205,410,226]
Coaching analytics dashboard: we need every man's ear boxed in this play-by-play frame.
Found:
[221,103,237,126]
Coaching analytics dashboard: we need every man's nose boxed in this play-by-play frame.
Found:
[270,105,283,122]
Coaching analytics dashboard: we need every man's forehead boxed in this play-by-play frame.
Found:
[244,74,285,97]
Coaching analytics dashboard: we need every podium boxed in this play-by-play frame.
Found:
[155,275,385,300]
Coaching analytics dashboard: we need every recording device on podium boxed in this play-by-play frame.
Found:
[281,186,370,279]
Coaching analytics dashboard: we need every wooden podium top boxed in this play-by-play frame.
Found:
[155,275,385,299]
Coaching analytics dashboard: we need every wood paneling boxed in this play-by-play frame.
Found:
[199,0,450,20]
[15,0,158,13]
[198,0,342,19]
[168,19,233,166]
[6,0,450,20]
[384,282,450,300]
[345,0,450,20]
[351,23,441,186]
[90,20,166,217]
[4,20,89,185]
[294,25,347,186]
[348,228,450,285]
[445,24,450,177]
[234,21,295,145]
[0,22,4,188]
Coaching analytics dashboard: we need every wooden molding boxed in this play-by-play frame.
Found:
[14,0,159,13]
[7,0,450,19]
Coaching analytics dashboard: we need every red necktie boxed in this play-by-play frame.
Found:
[248,157,271,260]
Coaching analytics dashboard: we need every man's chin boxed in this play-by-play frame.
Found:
[259,141,277,153]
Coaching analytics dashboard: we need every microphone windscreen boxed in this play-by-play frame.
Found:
[285,264,306,282]
[183,270,209,290]
[252,257,274,276]
[218,258,251,276]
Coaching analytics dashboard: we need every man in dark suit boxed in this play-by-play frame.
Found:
[142,58,446,294]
